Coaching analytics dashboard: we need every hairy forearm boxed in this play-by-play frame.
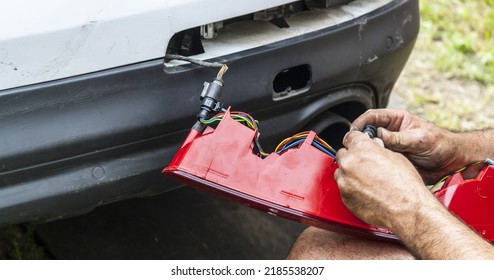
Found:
[453,129,494,164]
[391,129,494,259]
[391,190,494,260]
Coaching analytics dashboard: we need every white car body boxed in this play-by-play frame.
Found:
[1,0,391,91]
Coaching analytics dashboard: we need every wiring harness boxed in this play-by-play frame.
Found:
[199,112,337,159]
[168,54,337,160]
[274,132,337,158]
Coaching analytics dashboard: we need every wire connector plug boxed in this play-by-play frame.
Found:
[193,78,224,133]
[362,125,377,138]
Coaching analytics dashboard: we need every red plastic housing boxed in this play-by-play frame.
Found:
[434,166,494,242]
[163,109,395,240]
[163,109,494,242]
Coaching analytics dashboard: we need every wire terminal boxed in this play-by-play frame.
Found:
[362,124,377,138]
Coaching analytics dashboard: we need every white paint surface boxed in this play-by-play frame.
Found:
[0,0,391,91]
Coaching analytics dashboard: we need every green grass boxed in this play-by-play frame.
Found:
[420,0,494,86]
[394,0,494,131]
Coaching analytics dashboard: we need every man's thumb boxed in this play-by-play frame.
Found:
[378,127,412,152]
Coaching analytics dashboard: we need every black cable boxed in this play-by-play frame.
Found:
[164,54,225,68]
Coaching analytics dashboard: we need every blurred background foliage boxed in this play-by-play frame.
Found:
[420,0,494,85]
[394,0,494,130]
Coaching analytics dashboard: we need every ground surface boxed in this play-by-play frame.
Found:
[35,187,305,259]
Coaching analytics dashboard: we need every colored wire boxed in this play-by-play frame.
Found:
[274,131,337,158]
[199,112,267,157]
[312,141,337,158]
[274,132,311,152]
[255,137,270,157]
[277,139,305,154]
[199,114,337,159]
[430,160,485,192]
[199,112,258,130]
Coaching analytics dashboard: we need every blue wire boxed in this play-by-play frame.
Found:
[317,140,337,155]
[312,141,336,158]
[276,139,305,154]
[276,138,336,158]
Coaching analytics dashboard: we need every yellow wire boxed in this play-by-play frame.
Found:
[232,114,255,129]
[430,176,449,192]
[274,138,290,152]
[259,151,270,157]
[273,132,338,153]
[314,135,334,150]
[201,111,336,158]
[274,133,309,152]
[199,112,257,130]
[199,115,224,124]
[430,160,484,192]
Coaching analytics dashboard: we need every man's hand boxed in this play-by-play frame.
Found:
[333,109,494,259]
[334,130,494,259]
[351,109,461,184]
[334,131,431,229]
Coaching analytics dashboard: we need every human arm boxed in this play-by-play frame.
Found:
[334,131,494,259]
[351,109,494,184]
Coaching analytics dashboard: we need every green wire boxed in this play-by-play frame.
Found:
[199,114,257,130]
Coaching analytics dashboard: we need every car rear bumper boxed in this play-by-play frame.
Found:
[0,0,419,225]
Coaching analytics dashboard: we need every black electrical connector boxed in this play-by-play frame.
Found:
[192,78,224,133]
[163,54,228,133]
[362,124,377,138]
